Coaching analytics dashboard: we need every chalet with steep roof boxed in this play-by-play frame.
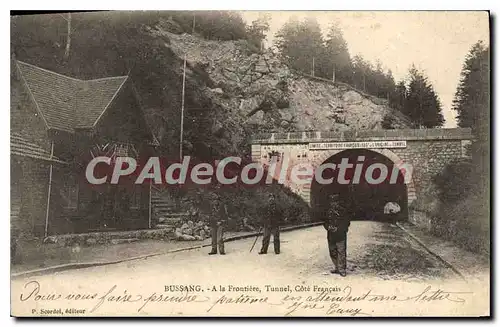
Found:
[11,60,156,238]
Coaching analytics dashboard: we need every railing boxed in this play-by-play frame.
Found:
[251,128,474,144]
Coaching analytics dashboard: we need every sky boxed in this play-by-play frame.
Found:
[241,11,489,128]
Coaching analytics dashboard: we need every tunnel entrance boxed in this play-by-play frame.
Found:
[310,149,408,223]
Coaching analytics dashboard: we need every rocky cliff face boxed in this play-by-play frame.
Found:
[144,23,411,159]
[286,77,411,131]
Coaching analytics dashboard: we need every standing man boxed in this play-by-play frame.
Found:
[324,193,352,277]
[209,193,228,255]
[259,193,283,255]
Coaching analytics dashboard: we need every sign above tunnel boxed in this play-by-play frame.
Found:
[308,140,407,150]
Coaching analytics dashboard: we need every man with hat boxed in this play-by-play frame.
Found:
[259,193,283,255]
[209,192,228,255]
[324,192,353,276]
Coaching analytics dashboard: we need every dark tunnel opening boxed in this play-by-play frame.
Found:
[310,149,408,223]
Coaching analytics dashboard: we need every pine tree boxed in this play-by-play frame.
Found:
[352,55,370,92]
[452,40,490,187]
[390,80,407,112]
[300,17,325,77]
[274,16,325,76]
[434,41,490,254]
[323,22,352,83]
[274,16,301,72]
[384,69,397,101]
[452,41,489,132]
[404,66,445,128]
[372,63,396,100]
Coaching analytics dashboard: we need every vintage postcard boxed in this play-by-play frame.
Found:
[10,11,490,317]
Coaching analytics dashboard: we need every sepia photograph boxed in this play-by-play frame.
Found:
[9,10,490,317]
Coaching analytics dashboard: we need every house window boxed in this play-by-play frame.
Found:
[130,186,141,209]
[62,177,79,209]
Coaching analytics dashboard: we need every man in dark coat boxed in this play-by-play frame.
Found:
[259,193,283,255]
[324,192,352,276]
[208,193,228,255]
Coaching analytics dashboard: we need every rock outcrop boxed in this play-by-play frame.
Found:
[148,26,411,141]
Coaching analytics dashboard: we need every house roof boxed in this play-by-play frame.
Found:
[16,61,128,133]
[11,132,67,164]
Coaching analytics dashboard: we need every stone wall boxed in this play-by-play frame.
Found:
[392,139,464,200]
[251,128,473,214]
[13,159,51,240]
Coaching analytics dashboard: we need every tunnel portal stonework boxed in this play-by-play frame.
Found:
[250,128,473,212]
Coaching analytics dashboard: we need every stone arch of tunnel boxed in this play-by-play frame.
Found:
[309,148,412,223]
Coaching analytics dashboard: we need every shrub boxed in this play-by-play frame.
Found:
[381,114,396,129]
[434,189,489,254]
[433,159,474,203]
[170,183,310,232]
[432,159,490,254]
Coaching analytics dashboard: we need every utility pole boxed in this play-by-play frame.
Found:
[332,63,336,83]
[44,142,54,238]
[60,13,71,60]
[192,13,196,34]
[148,180,152,229]
[312,57,315,77]
[179,54,187,160]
